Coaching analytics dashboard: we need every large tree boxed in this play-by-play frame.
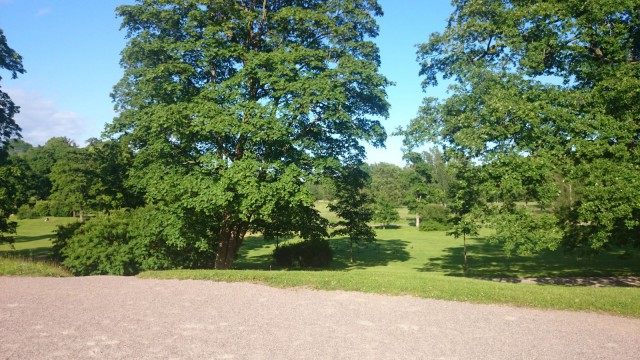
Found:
[402,0,640,254]
[110,1,390,269]
[0,29,25,243]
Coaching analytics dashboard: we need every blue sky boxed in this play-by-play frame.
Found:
[1,0,453,166]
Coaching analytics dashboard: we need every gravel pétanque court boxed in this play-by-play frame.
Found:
[2,276,639,359]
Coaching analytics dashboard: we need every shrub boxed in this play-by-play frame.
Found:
[272,239,333,268]
[59,210,136,275]
[52,221,84,262]
[55,206,217,276]
[16,204,38,219]
[418,204,450,231]
[33,200,51,217]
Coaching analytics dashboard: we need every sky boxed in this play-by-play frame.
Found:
[0,0,453,166]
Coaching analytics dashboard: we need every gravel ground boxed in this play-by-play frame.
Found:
[1,276,640,359]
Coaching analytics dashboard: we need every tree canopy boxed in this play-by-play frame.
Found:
[401,0,640,254]
[0,29,25,243]
[110,0,390,269]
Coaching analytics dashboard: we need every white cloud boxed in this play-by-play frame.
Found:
[35,7,51,17]
[6,88,86,146]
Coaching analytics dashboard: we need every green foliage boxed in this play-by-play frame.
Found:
[401,0,640,254]
[51,220,83,262]
[368,162,406,207]
[330,165,376,229]
[16,204,38,220]
[329,164,377,262]
[55,206,218,276]
[110,0,390,269]
[0,28,25,162]
[489,206,560,256]
[272,239,333,268]
[373,200,400,227]
[418,204,450,231]
[18,137,77,201]
[57,211,135,275]
[0,29,24,244]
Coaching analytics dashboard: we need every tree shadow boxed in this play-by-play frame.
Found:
[0,246,53,260]
[13,233,56,243]
[233,235,278,270]
[419,237,640,278]
[233,235,412,271]
[329,237,411,270]
[372,224,402,230]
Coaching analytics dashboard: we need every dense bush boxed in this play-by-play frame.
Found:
[418,204,450,231]
[272,239,333,268]
[54,206,217,275]
[52,220,84,262]
[16,201,71,219]
[16,204,38,219]
[35,200,71,217]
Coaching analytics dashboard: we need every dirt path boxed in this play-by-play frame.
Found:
[2,276,639,359]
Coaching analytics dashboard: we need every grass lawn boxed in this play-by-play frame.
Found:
[1,217,77,276]
[146,225,640,317]
[0,217,76,259]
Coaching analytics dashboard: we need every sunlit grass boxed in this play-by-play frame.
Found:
[145,225,640,317]
[0,256,72,277]
[0,217,77,259]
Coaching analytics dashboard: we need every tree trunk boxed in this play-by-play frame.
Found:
[415,213,420,228]
[463,233,468,273]
[215,217,249,270]
[349,238,353,264]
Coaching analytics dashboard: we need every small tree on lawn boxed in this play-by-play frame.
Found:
[373,200,399,229]
[446,159,485,273]
[329,164,376,264]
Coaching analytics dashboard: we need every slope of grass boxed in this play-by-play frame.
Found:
[140,269,640,317]
[0,257,72,277]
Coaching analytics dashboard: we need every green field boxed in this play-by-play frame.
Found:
[2,213,639,317]
[0,217,76,259]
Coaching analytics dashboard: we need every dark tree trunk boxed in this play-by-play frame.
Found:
[215,217,249,270]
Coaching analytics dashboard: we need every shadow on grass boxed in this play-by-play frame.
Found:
[233,235,412,271]
[419,237,640,278]
[329,237,411,270]
[233,235,278,270]
[13,233,56,243]
[0,246,53,260]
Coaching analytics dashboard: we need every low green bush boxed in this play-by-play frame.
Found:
[272,239,333,268]
[418,204,450,231]
[16,204,38,219]
[55,206,217,276]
